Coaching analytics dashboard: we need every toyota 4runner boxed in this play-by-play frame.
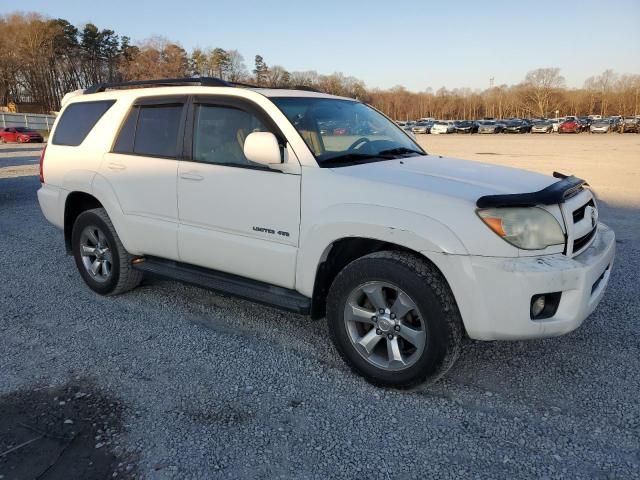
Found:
[37,77,616,387]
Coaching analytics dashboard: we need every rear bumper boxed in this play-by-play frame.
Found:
[429,223,615,341]
[37,183,65,229]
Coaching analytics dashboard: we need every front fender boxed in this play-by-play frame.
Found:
[295,204,468,296]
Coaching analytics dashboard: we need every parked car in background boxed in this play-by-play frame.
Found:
[609,117,623,131]
[412,121,433,134]
[531,120,553,134]
[430,121,455,134]
[551,118,565,132]
[558,119,583,134]
[590,119,613,134]
[0,127,44,143]
[402,122,416,134]
[578,117,592,131]
[477,120,504,134]
[503,119,530,134]
[453,120,478,134]
[617,117,640,133]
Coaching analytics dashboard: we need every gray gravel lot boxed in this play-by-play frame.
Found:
[1,142,639,479]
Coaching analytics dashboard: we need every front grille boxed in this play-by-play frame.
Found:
[573,199,595,223]
[572,226,597,253]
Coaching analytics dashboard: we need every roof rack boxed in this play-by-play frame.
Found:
[84,77,230,94]
[84,77,323,94]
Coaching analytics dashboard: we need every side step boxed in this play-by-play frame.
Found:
[133,257,311,315]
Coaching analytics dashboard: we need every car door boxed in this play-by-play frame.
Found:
[99,96,187,260]
[177,95,301,289]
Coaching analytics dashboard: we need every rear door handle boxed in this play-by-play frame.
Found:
[107,162,126,171]
[180,171,204,181]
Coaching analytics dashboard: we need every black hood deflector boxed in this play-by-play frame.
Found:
[476,173,587,208]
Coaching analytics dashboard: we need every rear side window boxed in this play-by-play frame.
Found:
[52,100,115,146]
[113,103,184,158]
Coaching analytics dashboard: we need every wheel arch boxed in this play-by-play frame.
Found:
[64,191,104,254]
[308,236,456,321]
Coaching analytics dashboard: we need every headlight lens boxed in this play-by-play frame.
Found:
[477,207,565,250]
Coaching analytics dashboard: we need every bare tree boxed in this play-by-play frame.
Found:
[226,49,248,82]
[119,37,188,81]
[522,68,565,117]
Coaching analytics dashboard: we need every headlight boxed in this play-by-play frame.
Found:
[477,207,565,250]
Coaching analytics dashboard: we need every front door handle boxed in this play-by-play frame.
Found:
[180,171,204,181]
[107,162,126,171]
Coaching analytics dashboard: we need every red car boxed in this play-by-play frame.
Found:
[0,127,44,143]
[558,119,582,134]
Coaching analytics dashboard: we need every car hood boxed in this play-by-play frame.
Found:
[330,155,555,204]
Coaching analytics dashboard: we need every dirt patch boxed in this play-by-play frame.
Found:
[0,379,136,480]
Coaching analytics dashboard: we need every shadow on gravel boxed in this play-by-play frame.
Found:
[0,379,136,480]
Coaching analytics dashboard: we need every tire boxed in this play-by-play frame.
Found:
[326,251,463,388]
[71,208,142,296]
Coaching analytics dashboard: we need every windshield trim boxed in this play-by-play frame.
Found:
[270,96,427,168]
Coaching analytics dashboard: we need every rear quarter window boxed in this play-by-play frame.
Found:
[52,100,116,146]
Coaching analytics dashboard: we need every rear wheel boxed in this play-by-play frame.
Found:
[72,208,142,295]
[327,251,463,388]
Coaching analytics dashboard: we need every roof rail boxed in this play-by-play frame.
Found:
[84,77,324,95]
[84,77,229,94]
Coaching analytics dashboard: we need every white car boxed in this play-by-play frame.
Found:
[37,78,615,387]
[430,121,455,134]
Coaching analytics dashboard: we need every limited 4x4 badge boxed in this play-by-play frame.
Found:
[252,226,290,237]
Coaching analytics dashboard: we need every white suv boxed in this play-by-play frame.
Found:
[37,78,615,387]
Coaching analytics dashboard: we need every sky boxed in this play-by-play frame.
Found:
[6,0,640,91]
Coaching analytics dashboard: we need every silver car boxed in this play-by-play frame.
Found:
[531,121,553,134]
[411,121,432,134]
[590,120,611,134]
[477,121,502,134]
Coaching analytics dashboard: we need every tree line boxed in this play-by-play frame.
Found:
[1,12,638,118]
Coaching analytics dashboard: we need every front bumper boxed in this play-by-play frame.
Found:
[444,223,615,340]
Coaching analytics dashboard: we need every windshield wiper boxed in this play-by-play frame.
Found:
[320,153,384,167]
[377,147,424,157]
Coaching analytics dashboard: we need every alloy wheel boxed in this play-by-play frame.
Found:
[79,225,113,282]
[343,281,427,371]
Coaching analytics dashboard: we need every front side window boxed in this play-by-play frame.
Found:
[272,97,425,167]
[192,104,268,167]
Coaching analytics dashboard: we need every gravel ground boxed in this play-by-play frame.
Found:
[1,140,639,479]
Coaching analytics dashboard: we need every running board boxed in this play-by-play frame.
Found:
[133,257,311,314]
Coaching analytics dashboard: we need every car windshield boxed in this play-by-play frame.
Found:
[14,127,34,133]
[272,97,425,167]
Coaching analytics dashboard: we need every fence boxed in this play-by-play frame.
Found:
[0,112,57,132]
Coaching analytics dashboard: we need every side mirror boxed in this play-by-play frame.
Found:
[243,132,282,167]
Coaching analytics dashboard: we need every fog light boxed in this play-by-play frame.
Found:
[531,296,546,317]
[530,292,562,320]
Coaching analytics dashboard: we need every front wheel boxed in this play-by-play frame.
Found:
[72,208,142,295]
[326,251,463,388]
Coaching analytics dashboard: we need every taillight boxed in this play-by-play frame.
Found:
[39,144,47,183]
